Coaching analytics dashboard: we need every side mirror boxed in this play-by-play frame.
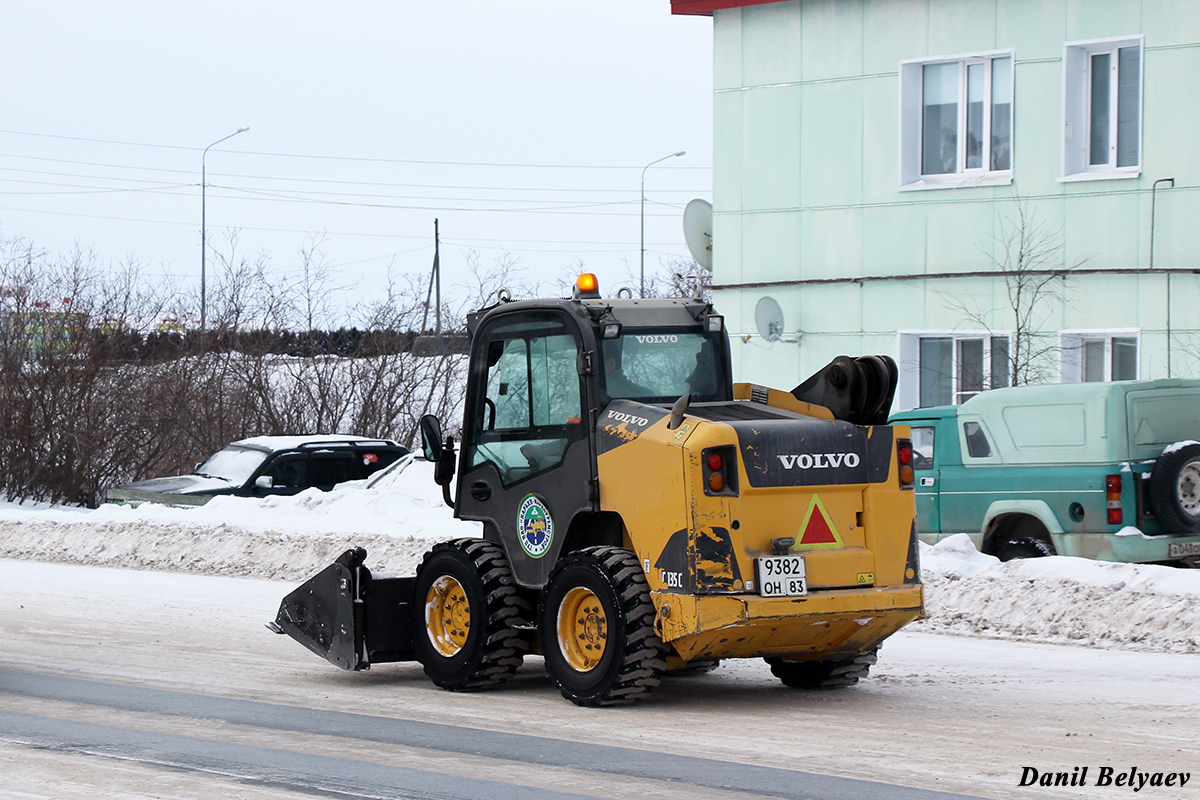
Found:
[420,414,443,461]
[421,414,457,497]
[255,475,274,490]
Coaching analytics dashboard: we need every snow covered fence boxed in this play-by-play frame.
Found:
[2,463,1199,654]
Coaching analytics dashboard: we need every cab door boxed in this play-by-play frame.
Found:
[909,423,941,538]
[455,310,595,587]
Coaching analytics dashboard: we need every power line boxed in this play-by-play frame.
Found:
[0,129,713,170]
[0,152,711,195]
[0,204,693,249]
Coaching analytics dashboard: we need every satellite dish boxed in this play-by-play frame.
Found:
[755,296,784,342]
[682,199,713,271]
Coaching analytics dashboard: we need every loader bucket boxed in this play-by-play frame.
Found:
[271,547,417,671]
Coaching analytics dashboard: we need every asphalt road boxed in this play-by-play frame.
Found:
[0,559,1195,800]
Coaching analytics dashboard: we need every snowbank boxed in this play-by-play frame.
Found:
[0,459,477,580]
[3,475,1200,654]
[915,534,1200,653]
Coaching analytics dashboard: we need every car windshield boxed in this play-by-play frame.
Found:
[601,330,723,403]
[195,445,271,484]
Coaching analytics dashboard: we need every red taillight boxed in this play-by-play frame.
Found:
[702,447,737,496]
[897,438,914,489]
[1106,474,1123,526]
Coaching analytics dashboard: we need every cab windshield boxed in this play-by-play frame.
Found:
[601,330,724,403]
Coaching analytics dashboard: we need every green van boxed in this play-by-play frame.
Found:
[890,380,1200,564]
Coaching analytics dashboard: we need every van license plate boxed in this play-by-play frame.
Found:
[756,555,807,597]
[1170,542,1200,558]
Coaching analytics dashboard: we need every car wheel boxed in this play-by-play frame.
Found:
[995,536,1055,561]
[412,538,531,691]
[1149,443,1200,533]
[765,648,878,689]
[540,546,666,706]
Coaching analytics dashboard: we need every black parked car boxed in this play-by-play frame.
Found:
[107,435,410,506]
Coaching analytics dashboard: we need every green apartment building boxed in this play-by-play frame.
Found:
[672,0,1200,410]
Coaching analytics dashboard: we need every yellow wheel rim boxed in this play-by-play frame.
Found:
[425,575,470,657]
[557,587,608,672]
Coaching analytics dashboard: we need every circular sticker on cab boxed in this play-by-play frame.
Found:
[517,494,554,558]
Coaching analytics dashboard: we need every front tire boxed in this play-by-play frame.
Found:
[540,546,666,706]
[412,538,531,691]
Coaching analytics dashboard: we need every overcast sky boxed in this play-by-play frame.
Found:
[1,2,714,319]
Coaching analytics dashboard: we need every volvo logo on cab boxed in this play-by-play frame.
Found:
[606,410,650,427]
[633,334,678,344]
[778,453,860,469]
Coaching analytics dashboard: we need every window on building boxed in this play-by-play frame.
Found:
[1062,36,1142,180]
[900,51,1013,189]
[1059,331,1139,382]
[900,332,1011,408]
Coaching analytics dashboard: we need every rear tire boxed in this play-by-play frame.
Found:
[1149,443,1200,533]
[540,546,666,706]
[995,536,1055,561]
[412,538,531,691]
[766,649,878,689]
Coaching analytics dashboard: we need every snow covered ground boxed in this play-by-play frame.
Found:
[2,458,1199,655]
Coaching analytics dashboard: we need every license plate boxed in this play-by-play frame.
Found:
[756,555,807,597]
[1170,542,1200,558]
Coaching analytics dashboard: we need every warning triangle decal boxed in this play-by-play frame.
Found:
[796,494,844,549]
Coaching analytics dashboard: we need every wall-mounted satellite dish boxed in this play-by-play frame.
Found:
[682,198,713,271]
[755,296,785,342]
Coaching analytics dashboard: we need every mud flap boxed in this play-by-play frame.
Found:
[271,547,418,670]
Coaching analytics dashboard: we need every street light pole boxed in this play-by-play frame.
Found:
[201,127,249,331]
[640,150,686,298]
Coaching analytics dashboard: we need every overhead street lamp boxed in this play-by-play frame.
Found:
[640,150,686,298]
[201,127,249,331]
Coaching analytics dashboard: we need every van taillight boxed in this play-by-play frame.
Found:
[897,438,914,490]
[1106,474,1123,525]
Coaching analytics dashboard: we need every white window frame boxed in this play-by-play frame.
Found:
[899,49,1015,191]
[1058,329,1140,382]
[1060,35,1143,182]
[897,330,1013,410]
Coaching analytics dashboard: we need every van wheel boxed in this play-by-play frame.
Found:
[995,536,1055,561]
[540,546,667,706]
[766,649,878,689]
[1149,443,1200,533]
[412,539,531,691]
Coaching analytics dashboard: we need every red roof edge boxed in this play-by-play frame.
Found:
[670,0,785,15]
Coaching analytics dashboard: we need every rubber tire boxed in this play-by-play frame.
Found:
[765,648,878,690]
[411,538,531,691]
[995,536,1055,562]
[1149,443,1200,533]
[540,546,667,706]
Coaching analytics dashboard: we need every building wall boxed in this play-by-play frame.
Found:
[709,0,1200,406]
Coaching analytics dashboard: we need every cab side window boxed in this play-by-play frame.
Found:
[910,426,935,470]
[469,316,584,486]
